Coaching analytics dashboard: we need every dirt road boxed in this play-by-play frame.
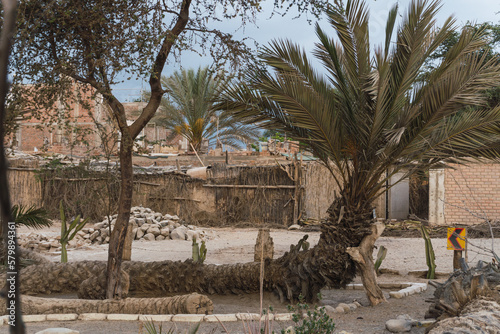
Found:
[7,226,500,333]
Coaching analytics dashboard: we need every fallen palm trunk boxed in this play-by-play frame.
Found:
[426,261,500,333]
[428,298,500,334]
[426,261,500,320]
[0,293,212,315]
[2,205,384,304]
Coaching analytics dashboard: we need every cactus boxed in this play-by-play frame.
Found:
[420,224,436,279]
[374,245,387,275]
[59,201,89,263]
[192,237,207,264]
[199,240,207,263]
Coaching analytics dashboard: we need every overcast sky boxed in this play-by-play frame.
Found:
[114,0,500,102]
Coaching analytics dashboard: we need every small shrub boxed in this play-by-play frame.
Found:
[284,294,335,334]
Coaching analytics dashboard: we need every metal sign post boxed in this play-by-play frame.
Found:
[447,227,467,271]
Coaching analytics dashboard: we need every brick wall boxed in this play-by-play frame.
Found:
[10,83,114,156]
[443,162,500,225]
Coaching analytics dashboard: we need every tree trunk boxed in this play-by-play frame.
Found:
[106,131,134,299]
[122,222,134,261]
[0,293,212,315]
[346,222,386,306]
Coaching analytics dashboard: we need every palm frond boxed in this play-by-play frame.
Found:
[12,204,52,230]
[216,0,500,205]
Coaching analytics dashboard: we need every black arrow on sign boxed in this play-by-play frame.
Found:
[449,228,464,250]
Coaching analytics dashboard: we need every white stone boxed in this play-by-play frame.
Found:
[337,303,351,312]
[24,315,47,322]
[235,313,260,321]
[94,222,105,229]
[160,228,170,237]
[171,314,205,322]
[274,313,293,321]
[322,305,337,317]
[288,224,301,230]
[140,223,151,232]
[347,303,357,310]
[107,314,139,321]
[204,314,238,322]
[89,231,100,241]
[136,229,145,239]
[171,215,180,221]
[138,315,172,322]
[46,314,78,321]
[156,235,166,241]
[158,220,169,227]
[147,226,161,236]
[143,233,155,241]
[35,329,79,334]
[385,318,412,333]
[170,228,186,240]
[186,230,199,241]
[389,291,404,299]
[335,306,345,313]
[78,313,107,321]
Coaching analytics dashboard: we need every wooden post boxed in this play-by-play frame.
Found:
[453,250,462,271]
[122,222,135,261]
[292,153,300,226]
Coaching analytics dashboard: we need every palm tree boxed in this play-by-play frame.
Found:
[149,67,259,152]
[11,204,52,229]
[215,0,500,304]
[14,0,500,307]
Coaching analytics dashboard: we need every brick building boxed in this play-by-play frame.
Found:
[8,89,182,157]
[429,160,500,225]
[8,84,112,157]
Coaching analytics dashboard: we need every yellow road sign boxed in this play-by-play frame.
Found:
[447,227,467,250]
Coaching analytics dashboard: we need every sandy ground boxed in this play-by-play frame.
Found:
[5,225,500,334]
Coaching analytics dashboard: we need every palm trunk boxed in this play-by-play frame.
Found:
[1,293,212,315]
[10,199,385,305]
[106,131,134,299]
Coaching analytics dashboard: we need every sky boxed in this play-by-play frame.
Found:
[113,0,500,102]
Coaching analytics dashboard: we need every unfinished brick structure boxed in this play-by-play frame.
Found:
[8,84,112,156]
[429,161,500,226]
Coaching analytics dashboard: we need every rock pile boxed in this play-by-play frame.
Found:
[19,233,64,252]
[19,206,216,251]
[76,206,216,245]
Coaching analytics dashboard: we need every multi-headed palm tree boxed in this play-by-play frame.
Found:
[216,0,500,304]
[150,67,259,152]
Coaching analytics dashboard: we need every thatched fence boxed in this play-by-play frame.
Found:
[8,160,387,226]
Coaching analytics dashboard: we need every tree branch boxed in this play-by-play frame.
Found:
[129,0,192,139]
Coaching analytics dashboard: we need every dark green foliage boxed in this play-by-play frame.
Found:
[11,204,52,229]
[59,201,89,263]
[420,225,436,279]
[144,67,260,152]
[285,295,335,334]
[374,245,387,275]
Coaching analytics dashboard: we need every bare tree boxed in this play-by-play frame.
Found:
[12,0,328,299]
